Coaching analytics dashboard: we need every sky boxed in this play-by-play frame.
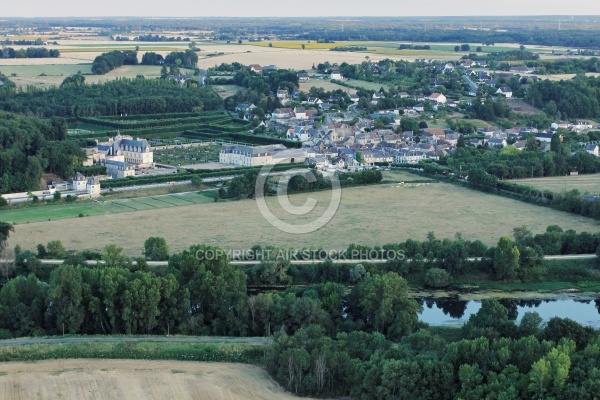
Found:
[4,0,600,18]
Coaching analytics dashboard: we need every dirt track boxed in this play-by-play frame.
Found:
[0,359,312,400]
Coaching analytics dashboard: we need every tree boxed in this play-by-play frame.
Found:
[238,39,243,45]
[46,240,66,259]
[461,44,471,51]
[493,237,520,280]
[424,268,452,288]
[102,244,128,267]
[49,265,84,334]
[454,46,460,52]
[353,272,421,339]
[0,222,14,250]
[143,237,169,261]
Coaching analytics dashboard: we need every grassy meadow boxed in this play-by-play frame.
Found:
[9,172,600,255]
[513,174,600,194]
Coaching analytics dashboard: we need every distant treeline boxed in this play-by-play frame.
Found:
[297,28,600,49]
[399,44,431,50]
[330,46,367,52]
[1,47,59,58]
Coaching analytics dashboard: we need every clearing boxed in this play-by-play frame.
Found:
[512,174,600,194]
[9,173,599,255]
[0,359,309,400]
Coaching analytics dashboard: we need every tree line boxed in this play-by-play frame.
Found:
[2,47,60,58]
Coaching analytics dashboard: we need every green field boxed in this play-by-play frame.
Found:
[2,191,215,225]
[0,64,91,76]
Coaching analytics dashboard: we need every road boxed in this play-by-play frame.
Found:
[0,336,271,347]
[463,75,479,95]
[2,253,592,268]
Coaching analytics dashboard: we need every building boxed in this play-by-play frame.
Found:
[330,72,343,80]
[586,144,599,157]
[97,132,153,168]
[428,93,447,104]
[103,159,136,178]
[71,172,101,197]
[219,144,306,166]
[496,87,513,98]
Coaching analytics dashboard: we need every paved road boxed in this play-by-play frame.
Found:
[10,253,593,268]
[0,336,271,347]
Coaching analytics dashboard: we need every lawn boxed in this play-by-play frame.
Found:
[512,174,600,194]
[0,64,91,76]
[211,84,246,99]
[2,191,214,225]
[9,173,600,256]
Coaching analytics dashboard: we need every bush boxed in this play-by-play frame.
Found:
[424,268,452,288]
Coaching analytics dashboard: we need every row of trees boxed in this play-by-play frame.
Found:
[526,75,600,118]
[2,47,59,58]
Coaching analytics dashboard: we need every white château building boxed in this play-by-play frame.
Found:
[219,144,306,167]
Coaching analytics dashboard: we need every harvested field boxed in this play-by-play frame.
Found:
[513,174,600,194]
[0,359,309,400]
[9,177,600,255]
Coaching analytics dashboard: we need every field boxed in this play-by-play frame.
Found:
[513,174,600,194]
[211,84,246,99]
[299,80,350,93]
[9,173,600,255]
[2,64,164,89]
[0,359,308,400]
[2,191,215,224]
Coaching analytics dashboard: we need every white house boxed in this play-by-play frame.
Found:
[220,144,306,166]
[330,72,343,80]
[586,144,599,157]
[496,87,513,98]
[428,92,447,104]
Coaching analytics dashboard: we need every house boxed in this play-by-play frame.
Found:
[86,176,101,197]
[487,138,508,147]
[514,140,527,151]
[294,107,307,120]
[330,72,343,80]
[298,72,310,80]
[276,89,288,101]
[428,92,447,104]
[398,91,410,98]
[306,97,323,105]
[395,151,425,164]
[469,138,483,147]
[371,92,385,105]
[413,104,425,112]
[586,144,599,157]
[235,103,256,113]
[496,87,513,98]
[272,108,293,120]
[535,132,554,143]
[248,64,263,73]
[349,93,360,103]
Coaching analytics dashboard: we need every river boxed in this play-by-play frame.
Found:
[418,297,600,328]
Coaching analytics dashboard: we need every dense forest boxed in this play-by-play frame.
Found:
[0,112,85,193]
[526,76,600,119]
[0,76,223,117]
